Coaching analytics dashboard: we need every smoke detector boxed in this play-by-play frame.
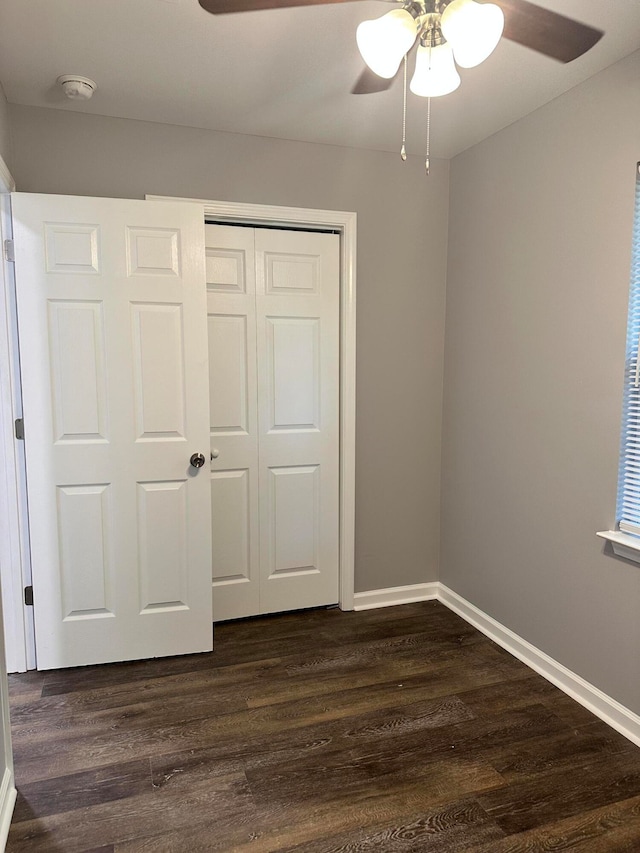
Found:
[57,75,97,101]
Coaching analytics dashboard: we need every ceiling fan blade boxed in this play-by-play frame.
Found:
[199,0,358,13]
[494,0,604,63]
[351,67,396,95]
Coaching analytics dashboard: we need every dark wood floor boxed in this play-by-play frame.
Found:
[6,601,640,852]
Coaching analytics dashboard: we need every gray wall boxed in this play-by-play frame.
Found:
[442,50,640,713]
[9,104,449,594]
[0,85,12,172]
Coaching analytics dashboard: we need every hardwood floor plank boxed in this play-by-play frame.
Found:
[248,752,505,810]
[12,759,152,822]
[277,798,505,853]
[11,658,281,727]
[212,601,447,649]
[10,683,249,746]
[454,674,563,714]
[540,690,607,729]
[455,674,634,739]
[478,750,640,835]
[485,721,639,783]
[116,788,498,852]
[7,673,43,699]
[40,652,220,697]
[467,794,640,852]
[211,609,482,668]
[246,641,529,710]
[7,771,253,853]
[150,753,244,791]
[242,705,568,811]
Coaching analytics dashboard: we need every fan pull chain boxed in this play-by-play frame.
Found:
[400,53,407,161]
[425,96,431,176]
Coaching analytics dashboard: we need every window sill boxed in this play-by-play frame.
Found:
[597,530,640,563]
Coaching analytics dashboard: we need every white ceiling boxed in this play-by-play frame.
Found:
[1,0,639,159]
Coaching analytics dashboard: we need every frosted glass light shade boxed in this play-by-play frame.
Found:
[441,0,504,68]
[410,42,461,97]
[356,9,417,79]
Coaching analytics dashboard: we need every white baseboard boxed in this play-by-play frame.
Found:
[354,581,640,748]
[0,767,16,852]
[353,583,439,611]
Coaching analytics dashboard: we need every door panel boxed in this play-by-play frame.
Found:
[257,229,339,615]
[12,193,212,669]
[206,245,248,293]
[56,483,113,619]
[136,479,189,612]
[268,465,320,576]
[264,250,320,295]
[44,222,101,275]
[211,468,252,583]
[208,314,250,435]
[131,303,187,440]
[205,226,260,620]
[266,317,321,431]
[126,227,180,277]
[48,300,108,443]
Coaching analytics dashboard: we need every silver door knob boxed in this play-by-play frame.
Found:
[190,452,206,469]
[211,448,220,459]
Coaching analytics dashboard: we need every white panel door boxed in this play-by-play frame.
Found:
[205,225,260,621]
[207,225,340,619]
[256,228,340,613]
[12,193,212,669]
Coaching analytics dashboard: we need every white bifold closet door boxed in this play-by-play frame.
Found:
[12,193,213,670]
[206,224,340,621]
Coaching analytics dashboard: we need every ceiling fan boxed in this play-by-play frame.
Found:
[198,0,603,171]
[198,0,604,91]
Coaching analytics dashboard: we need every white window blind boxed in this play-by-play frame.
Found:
[617,163,640,536]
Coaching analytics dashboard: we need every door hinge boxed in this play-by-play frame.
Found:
[3,239,14,263]
[14,418,24,440]
[24,586,33,606]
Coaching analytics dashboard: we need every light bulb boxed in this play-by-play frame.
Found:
[356,9,417,79]
[441,0,504,68]
[410,42,461,98]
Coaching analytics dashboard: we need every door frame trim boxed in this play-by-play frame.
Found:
[1,166,37,672]
[148,196,356,611]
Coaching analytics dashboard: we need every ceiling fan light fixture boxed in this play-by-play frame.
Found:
[410,42,461,98]
[356,8,417,79]
[441,0,504,68]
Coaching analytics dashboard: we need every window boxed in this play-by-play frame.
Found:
[617,163,640,538]
[597,163,640,560]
